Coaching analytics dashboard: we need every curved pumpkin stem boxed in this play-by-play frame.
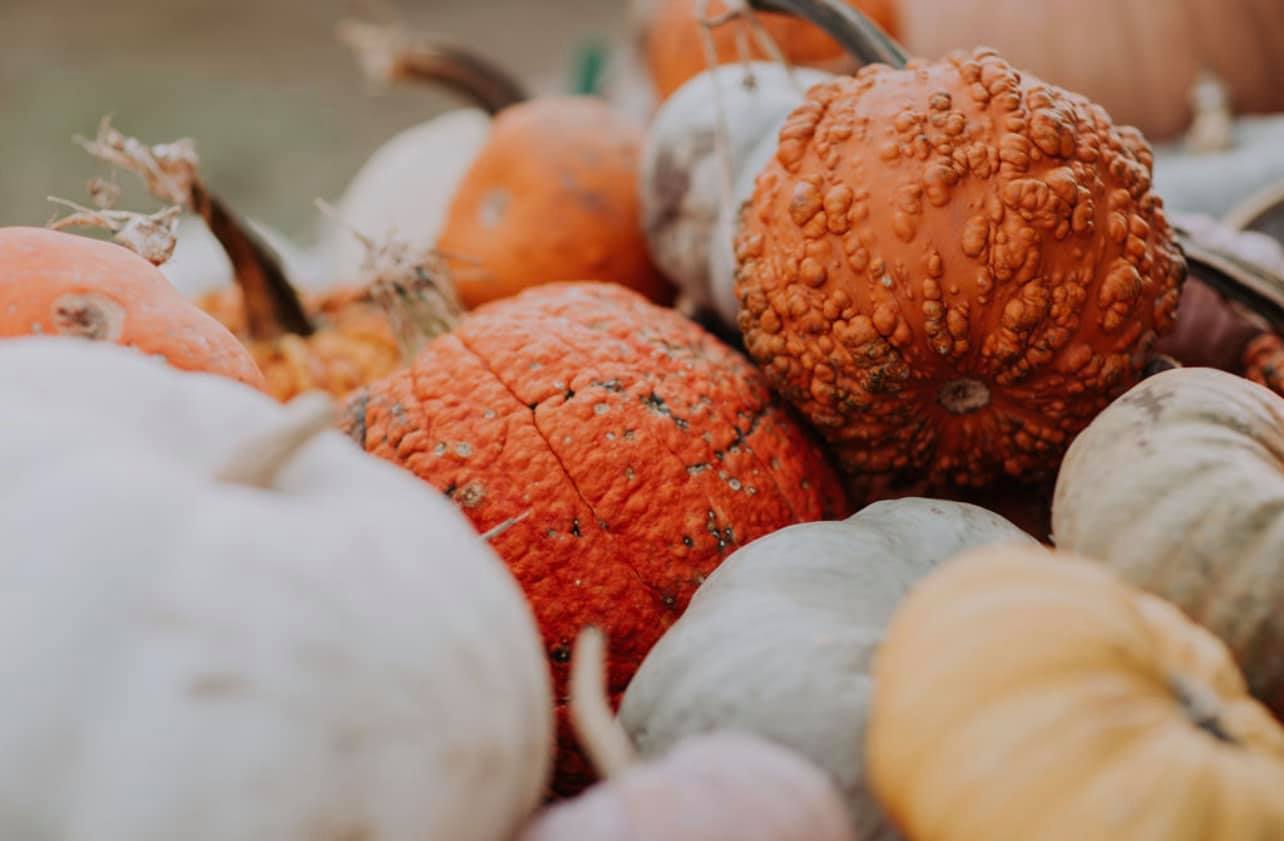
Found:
[568,627,638,781]
[747,0,908,68]
[75,117,315,340]
[1175,232,1284,335]
[337,20,528,116]
[217,392,335,488]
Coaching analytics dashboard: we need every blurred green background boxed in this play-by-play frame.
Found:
[0,0,629,242]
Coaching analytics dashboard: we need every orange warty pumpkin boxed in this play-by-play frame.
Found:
[1242,332,1284,399]
[0,227,263,388]
[437,97,673,309]
[734,48,1186,500]
[340,281,845,792]
[643,0,900,102]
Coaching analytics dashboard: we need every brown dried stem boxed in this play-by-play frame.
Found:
[337,19,528,115]
[47,199,181,266]
[75,118,314,340]
[317,198,463,362]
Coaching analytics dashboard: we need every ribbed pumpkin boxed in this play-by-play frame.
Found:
[340,281,845,792]
[0,227,263,388]
[642,0,900,102]
[1052,367,1284,715]
[867,546,1284,839]
[734,48,1186,501]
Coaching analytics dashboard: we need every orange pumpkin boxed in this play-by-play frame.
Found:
[340,281,845,793]
[643,0,900,102]
[734,49,1186,501]
[438,97,673,309]
[1243,332,1284,396]
[0,227,263,388]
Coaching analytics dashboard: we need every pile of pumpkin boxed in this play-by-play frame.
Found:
[4,0,1284,837]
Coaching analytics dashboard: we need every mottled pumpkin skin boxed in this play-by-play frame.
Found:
[0,227,263,388]
[438,98,673,310]
[644,0,900,103]
[199,285,401,402]
[341,282,845,792]
[735,49,1185,501]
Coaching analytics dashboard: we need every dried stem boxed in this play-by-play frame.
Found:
[75,117,314,340]
[47,199,181,266]
[216,393,335,488]
[568,627,638,781]
[317,198,463,362]
[337,19,528,115]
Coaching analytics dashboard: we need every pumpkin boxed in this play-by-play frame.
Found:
[340,281,846,791]
[73,119,409,402]
[641,0,899,103]
[1243,332,1284,394]
[330,21,673,310]
[519,629,854,841]
[0,336,551,841]
[867,545,1284,839]
[619,498,1034,837]
[898,0,1284,142]
[0,226,263,388]
[734,47,1186,501]
[641,62,836,324]
[1053,367,1284,715]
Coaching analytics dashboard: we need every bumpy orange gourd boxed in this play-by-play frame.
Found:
[644,0,900,102]
[868,546,1284,839]
[735,49,1185,500]
[199,285,401,402]
[341,281,844,792]
[438,98,672,310]
[0,227,263,388]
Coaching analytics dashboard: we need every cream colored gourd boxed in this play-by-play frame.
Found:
[0,337,551,841]
[1153,116,1284,217]
[619,499,1036,838]
[162,214,324,297]
[519,629,854,841]
[867,546,1284,840]
[1053,367,1284,715]
[640,61,833,323]
[321,109,492,285]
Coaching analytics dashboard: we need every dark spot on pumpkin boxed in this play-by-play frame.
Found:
[52,292,125,340]
[661,593,678,610]
[648,131,714,237]
[188,673,250,699]
[593,379,623,392]
[528,402,539,410]
[682,535,694,547]
[564,387,576,400]
[551,644,572,663]
[642,391,670,416]
[1121,385,1172,422]
[443,482,459,498]
[570,519,582,537]
[343,393,369,446]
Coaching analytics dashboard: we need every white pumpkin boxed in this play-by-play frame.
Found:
[320,109,492,286]
[1153,116,1284,218]
[160,214,324,298]
[618,498,1036,838]
[0,337,551,841]
[640,61,834,324]
[1052,367,1284,714]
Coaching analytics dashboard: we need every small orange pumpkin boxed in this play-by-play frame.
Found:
[0,226,263,388]
[642,0,900,102]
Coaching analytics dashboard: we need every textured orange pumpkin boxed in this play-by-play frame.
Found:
[0,227,263,388]
[199,285,402,402]
[340,281,845,792]
[1242,332,1284,400]
[734,49,1186,500]
[437,97,673,310]
[643,0,900,102]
